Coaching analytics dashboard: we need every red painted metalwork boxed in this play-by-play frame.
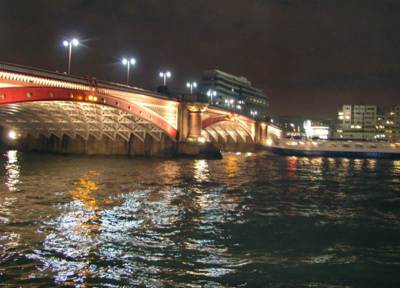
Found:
[0,86,177,139]
[202,115,232,129]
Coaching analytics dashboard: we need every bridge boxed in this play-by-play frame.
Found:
[0,62,280,156]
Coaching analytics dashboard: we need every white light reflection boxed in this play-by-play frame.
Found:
[5,150,20,192]
[193,159,210,182]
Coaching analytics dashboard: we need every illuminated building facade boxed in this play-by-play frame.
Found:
[335,104,400,141]
[335,105,378,140]
[200,69,269,120]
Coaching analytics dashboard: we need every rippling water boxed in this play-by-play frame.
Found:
[1,150,400,287]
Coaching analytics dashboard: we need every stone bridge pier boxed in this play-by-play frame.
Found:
[177,102,268,157]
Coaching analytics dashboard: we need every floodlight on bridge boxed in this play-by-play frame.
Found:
[159,71,172,86]
[206,89,217,104]
[122,57,136,85]
[62,38,80,74]
[186,81,197,94]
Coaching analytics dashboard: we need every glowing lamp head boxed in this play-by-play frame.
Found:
[122,58,128,65]
[130,58,136,65]
[193,82,197,88]
[8,130,17,140]
[159,72,164,77]
[186,82,191,88]
[72,38,79,46]
[166,71,171,78]
[63,40,69,47]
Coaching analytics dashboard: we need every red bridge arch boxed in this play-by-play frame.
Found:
[0,86,177,139]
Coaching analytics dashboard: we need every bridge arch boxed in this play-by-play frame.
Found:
[201,114,255,144]
[0,86,177,141]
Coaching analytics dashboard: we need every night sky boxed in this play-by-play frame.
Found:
[1,0,399,118]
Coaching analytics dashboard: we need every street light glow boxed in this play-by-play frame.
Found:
[8,130,17,140]
[186,81,197,94]
[62,38,80,74]
[160,71,172,85]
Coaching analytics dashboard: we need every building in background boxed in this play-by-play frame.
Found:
[376,106,400,141]
[303,120,330,139]
[201,69,269,120]
[335,105,378,140]
[335,104,400,141]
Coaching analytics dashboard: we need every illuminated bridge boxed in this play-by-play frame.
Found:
[0,62,279,156]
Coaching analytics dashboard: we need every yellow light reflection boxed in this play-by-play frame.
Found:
[224,155,239,177]
[327,157,336,168]
[367,159,376,170]
[66,172,101,285]
[393,160,400,174]
[353,159,364,172]
[311,157,323,166]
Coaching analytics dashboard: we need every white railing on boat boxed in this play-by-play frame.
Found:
[277,139,400,153]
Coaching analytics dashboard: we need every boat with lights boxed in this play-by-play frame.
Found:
[265,138,400,159]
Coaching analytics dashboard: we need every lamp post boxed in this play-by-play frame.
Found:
[186,81,197,94]
[159,71,172,86]
[207,89,217,105]
[122,58,136,85]
[63,38,79,74]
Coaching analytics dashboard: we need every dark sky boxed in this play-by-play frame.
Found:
[1,0,400,118]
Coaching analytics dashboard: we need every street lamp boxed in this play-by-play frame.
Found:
[186,81,197,94]
[159,71,172,86]
[122,57,136,85]
[250,110,258,118]
[206,89,217,105]
[63,38,79,74]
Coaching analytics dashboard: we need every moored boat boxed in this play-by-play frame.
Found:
[266,139,400,159]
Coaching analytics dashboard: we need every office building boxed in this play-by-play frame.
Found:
[201,69,269,120]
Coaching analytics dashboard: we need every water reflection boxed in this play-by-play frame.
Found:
[286,156,298,179]
[32,172,103,286]
[193,159,209,182]
[0,150,20,225]
[5,150,20,192]
[393,160,400,175]
[367,159,377,171]
[353,159,364,172]
[224,155,239,177]
[2,152,400,287]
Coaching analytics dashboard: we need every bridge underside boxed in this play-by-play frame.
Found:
[0,101,176,156]
[203,121,257,152]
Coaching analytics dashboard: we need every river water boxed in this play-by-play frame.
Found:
[0,150,400,287]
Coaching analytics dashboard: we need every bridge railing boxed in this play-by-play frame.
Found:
[0,62,177,101]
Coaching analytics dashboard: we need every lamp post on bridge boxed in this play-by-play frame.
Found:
[207,89,217,105]
[63,38,79,74]
[159,71,172,86]
[186,81,197,94]
[122,58,136,85]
